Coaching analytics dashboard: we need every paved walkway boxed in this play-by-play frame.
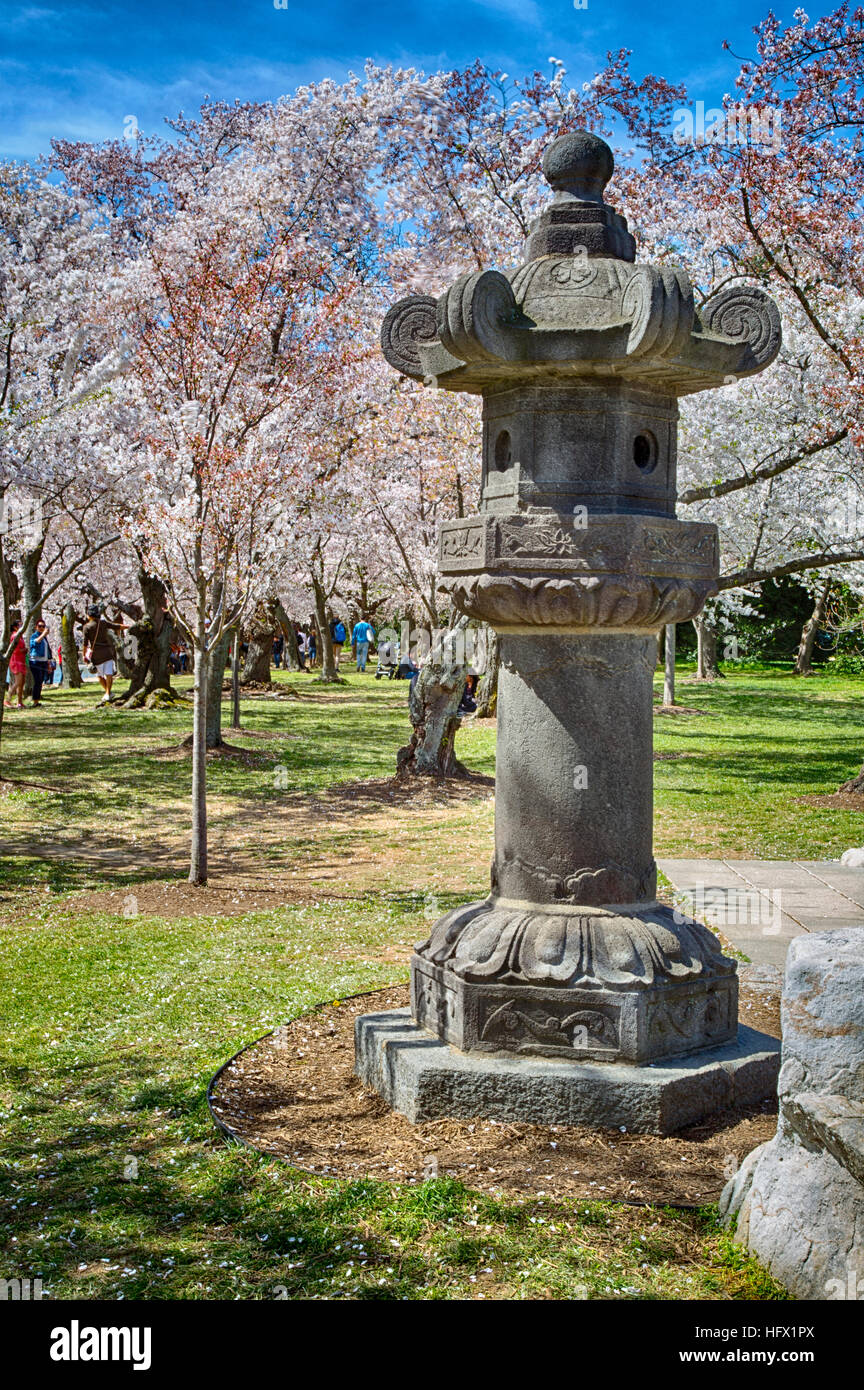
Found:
[657,859,864,968]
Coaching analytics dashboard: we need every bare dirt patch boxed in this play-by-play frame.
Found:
[44,775,495,921]
[320,771,494,809]
[210,983,780,1204]
[653,704,711,717]
[221,680,300,697]
[222,729,301,741]
[150,736,278,764]
[797,792,864,813]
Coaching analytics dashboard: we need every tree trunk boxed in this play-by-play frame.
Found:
[20,542,43,628]
[663,623,676,706]
[231,630,241,729]
[273,598,300,670]
[397,628,469,777]
[206,631,230,748]
[308,612,321,669]
[108,627,134,679]
[474,627,499,718]
[106,565,177,708]
[311,572,340,682]
[0,527,14,756]
[138,570,174,697]
[20,541,44,697]
[241,635,272,684]
[241,603,274,685]
[693,611,723,680]
[795,581,831,676]
[61,604,82,687]
[277,608,301,671]
[121,615,169,705]
[0,619,8,759]
[189,598,208,885]
[839,762,864,794]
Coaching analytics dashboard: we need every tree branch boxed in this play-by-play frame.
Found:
[679,428,849,504]
[720,548,864,590]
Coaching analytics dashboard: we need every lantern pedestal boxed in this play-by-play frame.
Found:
[355,1008,779,1135]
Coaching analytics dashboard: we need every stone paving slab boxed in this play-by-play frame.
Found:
[657,860,864,967]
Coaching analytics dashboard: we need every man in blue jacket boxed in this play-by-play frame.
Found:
[351,619,375,673]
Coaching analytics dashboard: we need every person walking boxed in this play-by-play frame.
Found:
[351,617,375,673]
[5,623,26,709]
[28,618,53,706]
[81,605,128,704]
[329,617,347,666]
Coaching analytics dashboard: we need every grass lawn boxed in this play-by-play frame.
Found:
[1,659,860,1300]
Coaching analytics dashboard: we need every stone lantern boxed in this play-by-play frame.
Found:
[357,131,781,1133]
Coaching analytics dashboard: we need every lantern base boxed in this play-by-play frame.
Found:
[354,1008,779,1136]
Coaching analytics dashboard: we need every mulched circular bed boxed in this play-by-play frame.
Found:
[209,983,780,1205]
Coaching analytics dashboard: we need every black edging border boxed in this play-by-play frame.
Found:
[206,984,386,1160]
[206,986,709,1212]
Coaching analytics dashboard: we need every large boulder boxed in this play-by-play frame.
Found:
[720,929,864,1299]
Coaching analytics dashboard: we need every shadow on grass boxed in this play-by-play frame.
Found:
[0,847,187,896]
[0,1049,491,1299]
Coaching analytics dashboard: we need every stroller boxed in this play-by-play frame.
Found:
[375,638,399,679]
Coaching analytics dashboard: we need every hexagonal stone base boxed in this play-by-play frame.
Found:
[355,1008,780,1135]
[412,957,738,1064]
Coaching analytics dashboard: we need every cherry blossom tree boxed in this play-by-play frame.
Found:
[117,236,360,879]
[357,366,480,625]
[0,163,126,750]
[578,9,864,688]
[90,78,416,881]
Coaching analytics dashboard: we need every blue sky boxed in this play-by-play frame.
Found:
[1,0,805,160]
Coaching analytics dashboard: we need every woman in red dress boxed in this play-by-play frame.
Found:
[5,624,26,709]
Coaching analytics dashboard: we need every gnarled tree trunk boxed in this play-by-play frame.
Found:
[116,567,178,708]
[795,580,831,676]
[109,627,135,680]
[20,539,44,697]
[693,611,723,681]
[241,638,272,684]
[474,627,499,718]
[241,602,275,684]
[61,603,82,688]
[397,627,469,777]
[839,762,864,794]
[20,543,43,627]
[276,604,301,672]
[311,572,340,682]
